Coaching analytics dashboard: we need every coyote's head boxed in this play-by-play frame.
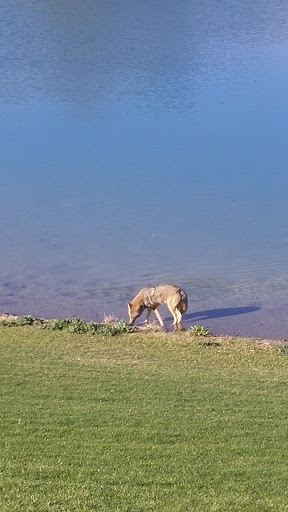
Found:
[127,302,145,325]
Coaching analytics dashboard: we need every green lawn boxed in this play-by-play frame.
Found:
[1,327,288,511]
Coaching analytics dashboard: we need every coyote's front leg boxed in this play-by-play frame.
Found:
[153,307,164,328]
[144,308,152,324]
[144,307,164,328]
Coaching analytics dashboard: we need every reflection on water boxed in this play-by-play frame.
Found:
[2,0,288,107]
[1,0,288,337]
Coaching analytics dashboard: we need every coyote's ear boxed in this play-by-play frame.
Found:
[127,302,131,308]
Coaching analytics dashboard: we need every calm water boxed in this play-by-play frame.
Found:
[1,0,288,338]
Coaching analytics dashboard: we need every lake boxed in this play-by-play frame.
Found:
[1,0,288,338]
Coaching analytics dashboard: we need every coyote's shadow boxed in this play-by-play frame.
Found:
[164,305,260,324]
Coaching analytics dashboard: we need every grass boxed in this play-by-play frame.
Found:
[1,326,288,511]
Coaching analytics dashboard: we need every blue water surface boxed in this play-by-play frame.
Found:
[1,0,288,338]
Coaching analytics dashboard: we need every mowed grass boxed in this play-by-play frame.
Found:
[1,327,288,511]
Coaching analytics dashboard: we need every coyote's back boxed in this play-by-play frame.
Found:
[150,284,188,310]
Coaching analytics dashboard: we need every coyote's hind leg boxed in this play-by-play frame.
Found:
[175,308,185,331]
[169,304,184,331]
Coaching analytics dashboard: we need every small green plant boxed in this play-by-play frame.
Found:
[68,318,89,334]
[110,320,135,335]
[14,315,34,325]
[189,324,210,337]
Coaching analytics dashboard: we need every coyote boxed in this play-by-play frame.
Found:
[128,284,188,331]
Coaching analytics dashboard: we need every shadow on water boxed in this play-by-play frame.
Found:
[165,305,260,324]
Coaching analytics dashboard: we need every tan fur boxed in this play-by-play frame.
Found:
[128,284,188,331]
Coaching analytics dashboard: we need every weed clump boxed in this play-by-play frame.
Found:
[198,339,220,348]
[42,318,134,336]
[0,315,134,336]
[0,315,44,327]
[276,344,288,356]
[189,324,210,337]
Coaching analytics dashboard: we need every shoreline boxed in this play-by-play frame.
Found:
[1,312,287,346]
